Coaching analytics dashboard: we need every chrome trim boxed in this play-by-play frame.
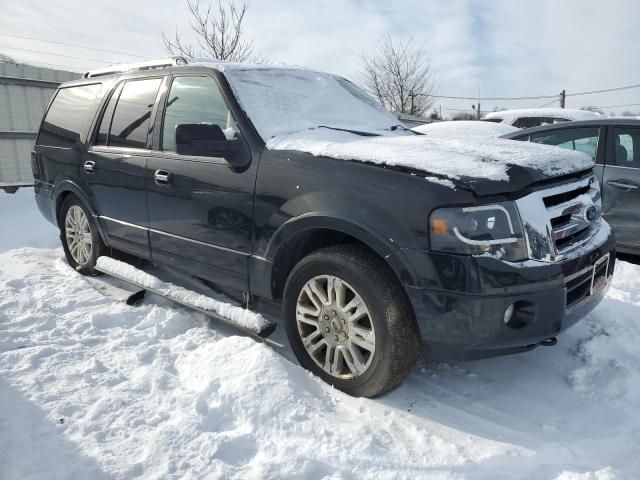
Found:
[100,216,147,230]
[515,176,601,262]
[148,228,251,256]
[99,216,250,256]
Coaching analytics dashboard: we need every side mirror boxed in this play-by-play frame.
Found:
[175,123,240,159]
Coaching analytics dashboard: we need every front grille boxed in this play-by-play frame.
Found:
[515,175,602,262]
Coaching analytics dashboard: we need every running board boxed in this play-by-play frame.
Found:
[95,256,276,338]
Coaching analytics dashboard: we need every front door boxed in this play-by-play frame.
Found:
[146,74,256,291]
[602,126,640,252]
[84,77,164,259]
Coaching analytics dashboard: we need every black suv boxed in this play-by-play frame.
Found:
[33,58,615,397]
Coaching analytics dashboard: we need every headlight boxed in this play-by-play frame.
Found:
[430,202,528,261]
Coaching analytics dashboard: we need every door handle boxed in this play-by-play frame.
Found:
[154,169,171,185]
[607,180,638,191]
[83,161,96,174]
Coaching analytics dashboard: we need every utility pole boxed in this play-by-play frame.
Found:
[409,91,415,115]
[560,89,566,108]
[477,102,481,120]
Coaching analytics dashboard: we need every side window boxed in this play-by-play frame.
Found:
[612,128,638,167]
[37,84,102,148]
[514,117,545,129]
[162,76,233,152]
[104,78,162,149]
[530,127,600,161]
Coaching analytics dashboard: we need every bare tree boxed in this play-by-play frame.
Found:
[361,35,436,116]
[163,0,258,62]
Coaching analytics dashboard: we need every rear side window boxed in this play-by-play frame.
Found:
[97,78,162,149]
[611,127,639,167]
[530,127,600,161]
[37,84,101,148]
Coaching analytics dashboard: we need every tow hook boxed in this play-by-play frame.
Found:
[539,337,557,347]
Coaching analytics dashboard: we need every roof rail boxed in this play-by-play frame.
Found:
[83,57,188,78]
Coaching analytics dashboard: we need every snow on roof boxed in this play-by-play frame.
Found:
[266,129,594,182]
[412,120,519,138]
[484,108,601,122]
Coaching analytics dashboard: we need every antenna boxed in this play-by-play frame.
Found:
[83,57,188,78]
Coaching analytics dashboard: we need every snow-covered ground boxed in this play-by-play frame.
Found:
[1,188,639,479]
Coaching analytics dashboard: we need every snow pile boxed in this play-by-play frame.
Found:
[412,120,519,138]
[568,260,640,401]
[96,256,269,335]
[0,248,528,479]
[266,129,594,182]
[484,108,601,124]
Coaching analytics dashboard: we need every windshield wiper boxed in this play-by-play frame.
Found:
[314,125,381,137]
[390,124,423,135]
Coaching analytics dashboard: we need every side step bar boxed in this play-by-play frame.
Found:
[95,256,276,338]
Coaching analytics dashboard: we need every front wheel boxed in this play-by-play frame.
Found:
[283,245,420,397]
[60,195,106,275]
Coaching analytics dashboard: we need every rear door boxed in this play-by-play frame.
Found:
[601,126,640,252]
[84,77,164,259]
[146,74,256,291]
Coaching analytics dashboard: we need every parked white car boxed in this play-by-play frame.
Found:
[412,120,519,138]
[483,108,600,129]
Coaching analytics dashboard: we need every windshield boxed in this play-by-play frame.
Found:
[222,67,403,140]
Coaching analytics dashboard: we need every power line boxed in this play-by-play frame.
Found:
[0,33,147,59]
[594,102,640,109]
[0,44,110,64]
[7,56,83,72]
[538,98,559,108]
[424,82,640,101]
[567,84,640,97]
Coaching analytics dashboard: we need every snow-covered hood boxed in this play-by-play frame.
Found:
[267,130,595,195]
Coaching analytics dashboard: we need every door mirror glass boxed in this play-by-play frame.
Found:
[175,123,239,158]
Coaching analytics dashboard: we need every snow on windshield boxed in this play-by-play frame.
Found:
[223,67,400,140]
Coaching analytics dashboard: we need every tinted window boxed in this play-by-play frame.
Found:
[37,84,101,148]
[95,83,123,146]
[612,127,640,167]
[162,76,230,152]
[108,78,162,149]
[530,127,600,161]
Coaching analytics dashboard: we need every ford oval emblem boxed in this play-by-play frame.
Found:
[585,205,598,221]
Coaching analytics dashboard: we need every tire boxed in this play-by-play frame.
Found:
[60,195,107,275]
[283,244,420,397]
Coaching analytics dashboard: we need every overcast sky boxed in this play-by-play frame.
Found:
[1,0,639,116]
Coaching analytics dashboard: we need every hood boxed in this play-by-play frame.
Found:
[266,130,595,195]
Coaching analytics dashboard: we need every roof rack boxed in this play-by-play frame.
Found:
[83,57,188,78]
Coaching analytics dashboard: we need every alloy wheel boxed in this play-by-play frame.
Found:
[296,275,376,379]
[65,205,93,266]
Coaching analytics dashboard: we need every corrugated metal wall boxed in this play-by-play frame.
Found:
[0,62,79,185]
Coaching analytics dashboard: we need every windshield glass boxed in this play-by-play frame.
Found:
[223,67,402,140]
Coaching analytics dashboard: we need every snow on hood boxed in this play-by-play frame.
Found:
[266,129,595,182]
[412,120,519,138]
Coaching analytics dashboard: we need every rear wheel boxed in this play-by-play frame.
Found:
[60,196,106,275]
[283,245,420,397]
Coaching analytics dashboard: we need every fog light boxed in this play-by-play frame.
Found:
[503,303,514,325]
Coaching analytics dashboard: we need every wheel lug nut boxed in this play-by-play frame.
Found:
[334,335,339,341]
[323,315,329,320]
[324,327,330,333]
[332,310,337,316]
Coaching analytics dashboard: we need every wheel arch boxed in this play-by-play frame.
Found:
[261,215,413,301]
[53,181,108,245]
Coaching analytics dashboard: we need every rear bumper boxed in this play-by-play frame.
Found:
[390,229,616,360]
[34,180,57,226]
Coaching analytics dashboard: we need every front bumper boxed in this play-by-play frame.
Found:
[389,227,616,360]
